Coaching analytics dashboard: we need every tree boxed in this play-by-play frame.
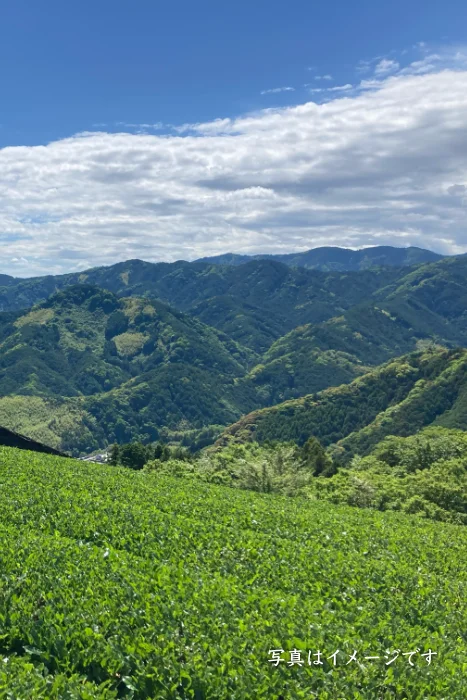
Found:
[301,437,333,476]
[118,442,149,470]
[108,443,120,466]
[105,310,129,340]
[153,441,171,462]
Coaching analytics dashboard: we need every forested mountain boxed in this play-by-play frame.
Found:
[0,247,442,315]
[217,347,467,461]
[0,258,405,343]
[195,245,444,270]
[238,256,467,404]
[0,252,458,354]
[0,285,258,454]
[2,253,467,455]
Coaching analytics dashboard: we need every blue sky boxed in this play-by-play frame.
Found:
[1,1,467,276]
[1,0,466,146]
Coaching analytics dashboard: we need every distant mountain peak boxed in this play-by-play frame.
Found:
[195,245,444,271]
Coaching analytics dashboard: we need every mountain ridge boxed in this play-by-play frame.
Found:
[195,245,444,270]
[215,347,467,461]
[2,253,467,454]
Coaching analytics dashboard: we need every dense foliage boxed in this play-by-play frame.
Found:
[109,440,191,470]
[219,347,467,458]
[144,438,333,495]
[313,427,467,523]
[0,286,258,454]
[0,446,466,698]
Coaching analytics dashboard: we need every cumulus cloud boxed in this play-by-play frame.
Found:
[1,57,467,276]
[260,86,295,95]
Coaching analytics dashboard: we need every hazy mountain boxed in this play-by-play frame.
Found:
[195,245,444,270]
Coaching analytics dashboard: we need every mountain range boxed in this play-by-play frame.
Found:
[194,245,444,270]
[1,246,467,455]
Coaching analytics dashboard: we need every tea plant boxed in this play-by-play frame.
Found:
[0,446,466,698]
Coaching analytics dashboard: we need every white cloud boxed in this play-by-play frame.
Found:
[327,83,353,92]
[374,59,400,76]
[358,78,384,90]
[115,122,165,131]
[260,86,295,95]
[1,54,467,276]
[315,74,333,81]
[309,84,353,94]
[399,54,442,75]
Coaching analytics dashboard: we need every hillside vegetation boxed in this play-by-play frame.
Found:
[0,446,466,698]
[3,255,467,454]
[313,426,467,523]
[218,348,467,459]
[0,285,258,454]
[136,425,467,523]
[0,258,406,352]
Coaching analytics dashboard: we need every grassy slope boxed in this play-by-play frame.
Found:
[0,445,466,698]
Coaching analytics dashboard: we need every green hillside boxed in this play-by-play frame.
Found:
[0,445,466,698]
[0,253,465,361]
[4,256,467,455]
[144,424,467,524]
[239,303,422,406]
[238,256,467,403]
[0,285,257,454]
[0,247,437,315]
[218,347,467,460]
[313,426,467,523]
[0,258,409,346]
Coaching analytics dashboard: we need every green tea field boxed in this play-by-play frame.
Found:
[0,446,466,699]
